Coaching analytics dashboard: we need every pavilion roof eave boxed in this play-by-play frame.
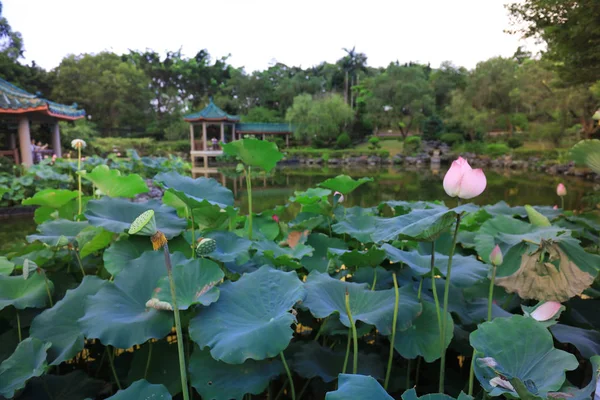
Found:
[0,106,86,121]
[184,117,240,123]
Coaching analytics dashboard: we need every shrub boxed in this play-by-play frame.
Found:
[439,133,464,146]
[507,137,524,149]
[368,136,381,150]
[336,132,352,149]
[403,136,422,155]
[422,115,445,140]
[484,143,511,157]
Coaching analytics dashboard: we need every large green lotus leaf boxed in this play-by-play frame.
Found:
[27,219,89,247]
[373,205,476,243]
[30,276,106,365]
[0,256,14,275]
[253,240,314,269]
[318,175,373,195]
[352,266,394,290]
[290,187,332,205]
[103,235,153,276]
[79,257,174,348]
[81,164,148,198]
[105,379,171,400]
[401,388,472,400]
[22,189,79,208]
[291,341,384,382]
[0,273,53,311]
[85,198,187,239]
[202,231,252,265]
[303,272,421,335]
[76,226,114,259]
[127,341,181,396]
[190,203,233,230]
[328,247,387,268]
[383,245,489,288]
[303,233,348,273]
[155,171,234,209]
[189,346,283,400]
[0,337,50,398]
[151,258,224,310]
[553,356,600,400]
[471,315,578,397]
[223,138,283,172]
[550,324,600,359]
[325,374,393,400]
[394,301,453,362]
[484,201,561,220]
[332,214,378,243]
[33,197,87,225]
[570,139,600,174]
[20,370,104,400]
[189,266,306,364]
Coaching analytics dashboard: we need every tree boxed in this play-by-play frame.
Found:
[339,47,368,109]
[430,61,468,111]
[285,94,353,146]
[0,1,23,60]
[446,90,489,140]
[242,107,282,123]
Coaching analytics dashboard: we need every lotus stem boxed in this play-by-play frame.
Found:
[342,327,351,374]
[144,341,153,380]
[487,264,497,322]
[439,213,462,393]
[313,317,328,342]
[280,352,296,400]
[74,250,85,277]
[297,378,312,400]
[245,166,253,240]
[384,273,399,390]
[468,348,476,396]
[190,207,196,259]
[417,278,423,300]
[107,346,122,390]
[371,270,377,291]
[77,147,82,216]
[430,242,442,345]
[415,357,422,388]
[561,196,564,210]
[43,274,53,307]
[163,243,190,400]
[16,310,21,342]
[344,290,358,374]
[406,359,412,390]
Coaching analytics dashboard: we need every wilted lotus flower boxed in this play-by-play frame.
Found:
[490,245,503,266]
[530,301,562,322]
[443,157,487,199]
[71,139,86,149]
[556,183,567,197]
[334,191,345,203]
[489,377,515,391]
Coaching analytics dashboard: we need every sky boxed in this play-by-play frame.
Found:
[3,0,539,72]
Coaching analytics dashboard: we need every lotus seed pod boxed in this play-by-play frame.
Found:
[196,238,217,256]
[128,210,157,236]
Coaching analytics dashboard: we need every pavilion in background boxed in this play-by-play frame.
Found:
[184,98,293,168]
[0,77,85,166]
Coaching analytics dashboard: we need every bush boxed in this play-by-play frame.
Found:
[439,133,464,146]
[403,136,422,155]
[422,115,445,140]
[286,149,390,159]
[89,138,189,157]
[484,143,511,157]
[507,137,524,149]
[368,136,381,150]
[336,132,352,149]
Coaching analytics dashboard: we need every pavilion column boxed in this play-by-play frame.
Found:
[231,124,236,141]
[262,134,266,141]
[18,117,32,167]
[286,134,290,148]
[202,122,207,151]
[190,124,195,151]
[52,123,62,158]
[220,122,225,145]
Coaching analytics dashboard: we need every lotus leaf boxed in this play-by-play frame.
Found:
[76,226,114,258]
[85,197,186,239]
[524,205,551,227]
[30,276,106,365]
[79,256,175,348]
[155,171,234,208]
[150,258,224,310]
[27,219,89,247]
[303,272,421,334]
[222,138,283,172]
[332,214,378,243]
[484,201,561,219]
[0,338,50,398]
[20,370,104,400]
[201,231,252,265]
[189,266,306,364]
[0,273,53,311]
[253,240,314,269]
[550,324,600,359]
[328,247,387,268]
[303,233,347,273]
[127,341,182,395]
[0,256,14,275]
[290,187,332,205]
[471,315,578,398]
[80,164,149,198]
[22,189,79,208]
[570,139,600,174]
[401,388,473,400]
[318,175,373,195]
[105,379,171,400]
[189,346,283,400]
[103,235,152,276]
[325,374,393,400]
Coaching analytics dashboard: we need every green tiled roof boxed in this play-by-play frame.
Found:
[235,123,294,133]
[0,77,85,120]
[184,98,240,122]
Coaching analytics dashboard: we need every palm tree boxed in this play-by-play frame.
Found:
[341,47,368,109]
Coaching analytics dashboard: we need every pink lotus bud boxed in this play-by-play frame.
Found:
[334,191,345,203]
[443,157,487,199]
[52,154,57,161]
[117,152,121,157]
[490,245,503,265]
[272,215,280,223]
[556,183,567,197]
[553,205,558,210]
[81,157,86,161]
[530,301,562,321]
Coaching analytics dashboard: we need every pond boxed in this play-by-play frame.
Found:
[1,165,596,251]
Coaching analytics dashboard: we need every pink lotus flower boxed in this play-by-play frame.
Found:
[530,301,562,321]
[490,245,503,266]
[51,154,57,162]
[272,215,280,223]
[553,205,558,210]
[557,183,567,197]
[443,157,487,199]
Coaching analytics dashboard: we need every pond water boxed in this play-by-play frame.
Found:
[1,165,596,252]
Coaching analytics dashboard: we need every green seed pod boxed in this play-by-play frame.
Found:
[196,238,217,256]
[128,210,157,236]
